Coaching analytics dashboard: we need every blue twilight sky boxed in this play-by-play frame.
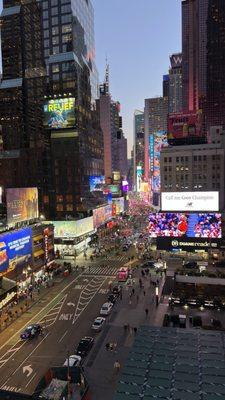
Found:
[92,0,181,156]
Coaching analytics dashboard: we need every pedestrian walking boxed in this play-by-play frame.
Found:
[133,327,137,334]
[145,308,149,318]
[143,290,146,296]
[132,288,135,295]
[114,360,121,374]
[105,342,110,351]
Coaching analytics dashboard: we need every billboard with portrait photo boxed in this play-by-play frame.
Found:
[6,188,39,226]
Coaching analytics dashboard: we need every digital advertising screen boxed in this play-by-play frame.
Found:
[89,176,105,192]
[0,227,32,276]
[157,237,221,252]
[108,185,121,196]
[136,166,143,192]
[93,205,112,228]
[149,131,168,193]
[122,180,129,193]
[112,198,124,216]
[6,188,39,226]
[167,111,205,144]
[43,98,75,130]
[161,192,219,212]
[148,212,222,239]
[52,217,94,238]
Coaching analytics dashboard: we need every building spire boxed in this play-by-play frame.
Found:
[105,56,109,94]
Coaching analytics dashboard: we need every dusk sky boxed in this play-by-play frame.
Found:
[93,0,181,156]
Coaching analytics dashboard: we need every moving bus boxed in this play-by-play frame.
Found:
[117,267,129,282]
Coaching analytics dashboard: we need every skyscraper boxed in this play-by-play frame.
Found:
[0,0,51,217]
[40,0,104,218]
[182,0,208,113]
[169,53,183,113]
[97,65,127,179]
[205,0,225,130]
[144,97,168,180]
[133,110,144,189]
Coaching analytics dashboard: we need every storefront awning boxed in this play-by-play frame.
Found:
[33,249,45,258]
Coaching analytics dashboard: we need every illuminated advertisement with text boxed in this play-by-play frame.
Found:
[6,188,39,226]
[161,191,219,212]
[43,98,75,129]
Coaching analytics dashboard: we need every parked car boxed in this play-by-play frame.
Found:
[20,324,42,340]
[63,355,81,367]
[108,293,118,304]
[100,302,113,316]
[183,261,198,269]
[91,317,106,332]
[76,337,94,358]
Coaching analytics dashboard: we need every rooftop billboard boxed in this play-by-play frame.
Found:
[52,217,94,238]
[161,192,219,212]
[148,212,221,239]
[167,111,205,145]
[93,205,112,228]
[6,188,39,226]
[43,98,75,130]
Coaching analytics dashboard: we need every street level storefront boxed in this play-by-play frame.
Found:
[49,217,95,258]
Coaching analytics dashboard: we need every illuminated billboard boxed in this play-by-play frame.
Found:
[161,192,219,212]
[0,228,32,276]
[149,131,168,193]
[167,111,206,145]
[6,188,39,226]
[122,180,129,193]
[157,237,221,252]
[108,185,121,196]
[43,98,75,129]
[93,205,112,228]
[89,176,105,192]
[136,166,143,192]
[148,212,221,239]
[112,198,124,216]
[52,217,94,238]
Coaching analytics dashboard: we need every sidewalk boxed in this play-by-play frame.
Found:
[84,270,165,400]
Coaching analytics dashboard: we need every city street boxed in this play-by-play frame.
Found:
[0,251,131,397]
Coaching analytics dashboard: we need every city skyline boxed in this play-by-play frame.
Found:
[93,0,181,156]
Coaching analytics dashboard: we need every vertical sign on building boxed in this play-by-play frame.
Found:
[136,166,143,192]
[150,131,168,193]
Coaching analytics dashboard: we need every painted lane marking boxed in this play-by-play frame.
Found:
[0,271,84,354]
[58,330,68,343]
[25,372,37,388]
[23,364,33,377]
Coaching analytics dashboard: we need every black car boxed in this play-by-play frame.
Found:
[76,337,94,357]
[20,324,42,340]
[183,261,198,269]
[108,293,118,304]
[112,285,121,294]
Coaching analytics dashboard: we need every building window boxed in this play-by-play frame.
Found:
[62,24,72,33]
[43,10,49,19]
[52,64,59,73]
[62,34,72,43]
[44,30,49,38]
[44,49,50,57]
[194,156,197,161]
[52,36,59,45]
[51,6,58,15]
[44,39,49,48]
[52,16,59,25]
[164,157,167,162]
[56,195,63,202]
[176,157,179,162]
[66,195,73,202]
[66,204,73,211]
[56,204,63,211]
[52,46,59,54]
[51,0,58,5]
[52,73,59,81]
[42,1,48,9]
[43,20,49,29]
[61,14,71,23]
[61,4,71,12]
[52,26,59,35]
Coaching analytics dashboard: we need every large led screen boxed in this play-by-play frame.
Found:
[112,197,124,216]
[6,188,39,226]
[148,212,222,239]
[149,131,168,193]
[93,205,112,228]
[0,228,32,275]
[51,217,94,238]
[161,192,219,212]
[89,176,105,192]
[43,98,75,129]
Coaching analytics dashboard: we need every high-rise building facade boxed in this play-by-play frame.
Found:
[39,0,104,218]
[205,0,225,131]
[169,53,183,113]
[133,110,144,188]
[144,97,168,180]
[98,66,127,179]
[182,0,208,113]
[0,0,51,216]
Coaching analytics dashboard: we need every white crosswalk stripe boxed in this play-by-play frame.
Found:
[83,255,129,276]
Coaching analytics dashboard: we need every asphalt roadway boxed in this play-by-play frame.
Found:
[0,252,133,397]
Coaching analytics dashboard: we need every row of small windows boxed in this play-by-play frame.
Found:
[164,155,220,163]
[43,4,71,19]
[43,14,71,28]
[42,0,70,10]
